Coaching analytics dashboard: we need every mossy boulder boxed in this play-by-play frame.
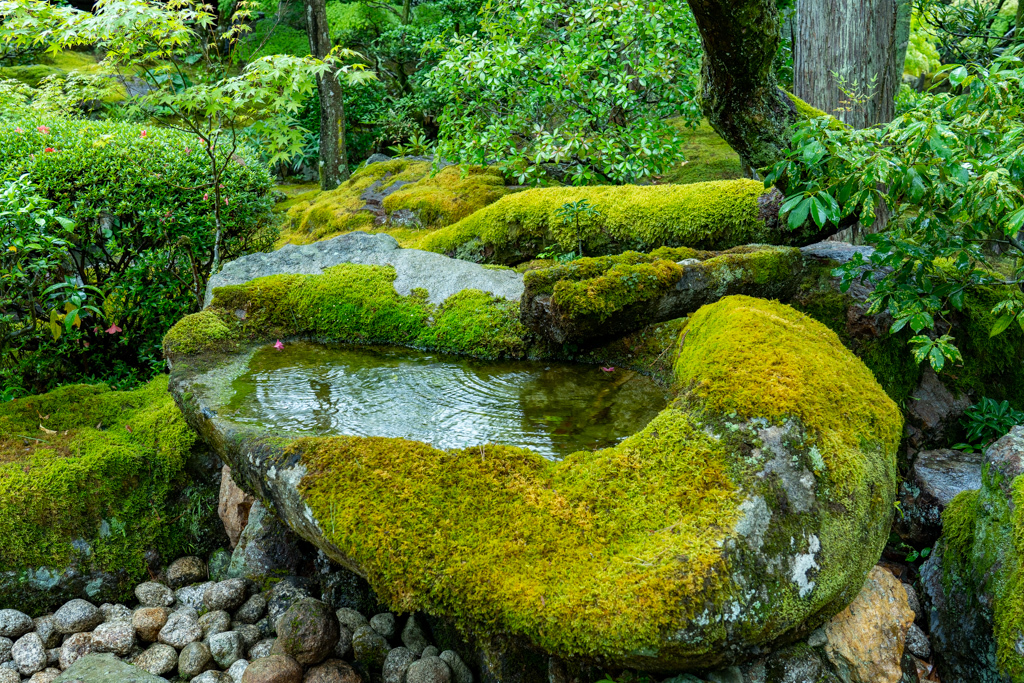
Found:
[278,158,512,247]
[0,377,225,614]
[420,180,823,265]
[166,292,899,673]
[921,426,1024,683]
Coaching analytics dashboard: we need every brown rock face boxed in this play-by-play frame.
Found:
[219,465,255,548]
[304,658,365,683]
[824,566,915,683]
[132,608,170,643]
[242,655,303,683]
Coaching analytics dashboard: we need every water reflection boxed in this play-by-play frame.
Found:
[222,342,669,459]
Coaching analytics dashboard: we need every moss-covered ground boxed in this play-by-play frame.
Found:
[655,120,745,185]
[0,377,222,611]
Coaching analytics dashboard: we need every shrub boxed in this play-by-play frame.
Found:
[0,117,275,393]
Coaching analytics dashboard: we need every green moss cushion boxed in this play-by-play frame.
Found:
[167,294,899,670]
[0,378,210,612]
[420,180,807,265]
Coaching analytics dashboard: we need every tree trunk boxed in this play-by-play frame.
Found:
[304,0,348,190]
[1017,0,1023,44]
[793,0,911,128]
[687,0,797,175]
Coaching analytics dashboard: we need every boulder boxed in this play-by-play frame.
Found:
[304,659,364,683]
[822,566,915,683]
[220,466,255,549]
[168,557,209,588]
[53,652,167,682]
[922,426,1024,682]
[903,369,972,451]
[54,599,102,634]
[167,293,901,672]
[241,655,303,683]
[227,502,314,585]
[895,448,983,545]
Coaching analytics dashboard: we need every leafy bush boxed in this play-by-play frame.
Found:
[956,397,1024,452]
[0,117,275,393]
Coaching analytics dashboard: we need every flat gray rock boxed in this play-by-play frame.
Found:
[54,653,166,682]
[913,448,984,507]
[205,232,524,308]
[799,241,874,263]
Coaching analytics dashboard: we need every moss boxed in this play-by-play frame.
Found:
[286,296,898,664]
[941,489,980,570]
[382,165,512,229]
[658,119,745,185]
[0,65,65,88]
[421,180,795,265]
[785,92,846,130]
[165,264,529,362]
[162,310,235,357]
[0,377,206,610]
[276,161,511,247]
[549,260,683,321]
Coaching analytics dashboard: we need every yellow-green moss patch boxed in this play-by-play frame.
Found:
[382,165,511,228]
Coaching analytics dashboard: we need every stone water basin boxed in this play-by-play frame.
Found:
[220,342,669,459]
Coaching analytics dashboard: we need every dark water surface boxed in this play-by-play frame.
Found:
[222,342,669,459]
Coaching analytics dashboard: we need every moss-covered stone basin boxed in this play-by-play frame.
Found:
[165,266,900,671]
[219,342,668,459]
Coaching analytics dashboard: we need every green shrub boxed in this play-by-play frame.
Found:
[0,117,275,393]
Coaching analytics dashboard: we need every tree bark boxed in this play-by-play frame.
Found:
[687,0,798,176]
[793,0,911,128]
[304,0,348,190]
[1017,0,1023,45]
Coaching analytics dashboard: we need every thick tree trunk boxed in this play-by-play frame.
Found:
[304,0,348,190]
[687,0,797,176]
[1017,1,1023,44]
[793,0,911,128]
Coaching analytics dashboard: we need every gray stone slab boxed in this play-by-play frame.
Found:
[54,653,166,682]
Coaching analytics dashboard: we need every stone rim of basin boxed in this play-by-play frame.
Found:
[164,258,900,672]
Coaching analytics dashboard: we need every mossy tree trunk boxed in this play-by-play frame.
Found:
[793,0,911,128]
[305,0,349,190]
[687,0,797,176]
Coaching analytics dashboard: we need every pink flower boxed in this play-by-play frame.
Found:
[224,197,229,205]
[14,127,23,133]
[37,125,49,134]
[274,340,284,350]
[140,130,147,137]
[106,324,122,334]
[185,147,192,154]
[600,366,615,372]
[43,147,55,153]
[203,193,209,201]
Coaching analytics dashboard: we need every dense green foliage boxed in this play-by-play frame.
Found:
[428,0,702,184]
[0,118,274,393]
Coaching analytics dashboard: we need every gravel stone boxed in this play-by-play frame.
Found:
[100,603,133,624]
[54,599,103,634]
[234,623,261,651]
[0,668,17,683]
[406,656,451,683]
[0,637,10,663]
[177,582,215,611]
[905,623,932,659]
[235,595,268,624]
[179,641,213,679]
[12,632,46,676]
[400,616,429,657]
[333,626,353,659]
[273,598,338,666]
[383,647,418,683]
[211,631,246,668]
[159,607,203,649]
[169,556,209,588]
[200,610,232,640]
[205,579,249,612]
[28,668,60,683]
[305,658,364,683]
[240,654,302,683]
[227,658,250,683]
[45,648,58,666]
[58,632,96,670]
[352,625,390,670]
[370,613,396,639]
[192,671,233,683]
[335,609,368,633]
[249,638,275,660]
[132,607,170,642]
[0,611,32,639]
[421,646,439,659]
[134,642,179,676]
[92,621,136,656]
[439,650,473,683]
[265,582,311,626]
[136,582,175,608]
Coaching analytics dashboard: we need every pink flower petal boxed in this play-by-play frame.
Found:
[106,324,122,334]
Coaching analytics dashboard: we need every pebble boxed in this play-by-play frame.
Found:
[334,625,353,659]
[249,638,276,660]
[12,632,46,676]
[177,582,215,610]
[383,647,418,683]
[54,599,102,634]
[200,610,232,640]
[352,625,390,670]
[136,581,176,608]
[58,632,95,670]
[406,656,452,683]
[195,670,234,682]
[205,579,249,612]
[100,603,133,624]
[132,607,170,642]
[305,658,364,683]
[159,607,203,649]
[28,669,60,683]
[0,611,32,639]
[439,650,473,683]
[370,613,397,639]
[422,646,439,658]
[226,657,250,683]
[92,621,135,656]
[240,654,302,683]
[401,616,430,657]
[0,637,11,663]
[335,608,369,633]
[0,668,17,683]
[179,641,213,679]
[134,642,179,676]
[210,630,245,668]
[168,556,209,588]
[30,617,58,650]
[236,595,268,624]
